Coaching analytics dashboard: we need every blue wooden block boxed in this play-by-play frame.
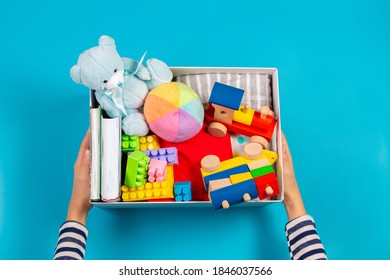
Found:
[209,179,258,210]
[203,164,250,192]
[209,82,244,110]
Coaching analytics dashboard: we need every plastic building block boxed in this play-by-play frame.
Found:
[211,103,235,124]
[203,164,250,192]
[250,165,275,178]
[121,182,171,201]
[147,198,175,202]
[208,178,232,192]
[209,179,258,210]
[229,172,253,184]
[254,172,280,200]
[142,147,178,164]
[247,158,271,170]
[200,155,221,172]
[207,122,227,138]
[209,82,244,110]
[121,134,140,152]
[148,159,167,183]
[233,105,255,125]
[121,165,174,201]
[124,151,150,188]
[174,181,192,201]
[139,135,160,151]
[249,135,269,149]
[243,142,263,160]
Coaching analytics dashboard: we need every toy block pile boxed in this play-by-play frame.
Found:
[121,134,188,202]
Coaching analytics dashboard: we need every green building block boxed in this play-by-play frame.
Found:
[124,151,150,188]
[122,135,140,152]
[250,165,275,178]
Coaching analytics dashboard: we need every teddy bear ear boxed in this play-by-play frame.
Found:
[98,35,116,47]
[70,65,81,84]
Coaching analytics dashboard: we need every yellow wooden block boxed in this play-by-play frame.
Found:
[261,150,278,165]
[233,105,255,125]
[122,165,174,201]
[201,150,278,178]
[229,172,253,184]
[201,156,251,178]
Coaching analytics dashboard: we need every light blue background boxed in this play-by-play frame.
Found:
[0,0,389,260]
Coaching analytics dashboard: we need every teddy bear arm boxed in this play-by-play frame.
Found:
[122,57,151,81]
[95,90,126,118]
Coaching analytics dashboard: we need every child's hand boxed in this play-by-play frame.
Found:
[281,132,306,221]
[67,130,93,225]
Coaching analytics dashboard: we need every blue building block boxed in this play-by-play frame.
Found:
[174,181,192,201]
[142,147,178,164]
[209,179,258,210]
[203,164,250,192]
[209,82,244,110]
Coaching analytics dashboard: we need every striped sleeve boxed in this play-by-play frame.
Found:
[54,221,88,260]
[285,215,327,260]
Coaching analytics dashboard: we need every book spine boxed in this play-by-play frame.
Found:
[90,106,102,201]
[101,116,122,202]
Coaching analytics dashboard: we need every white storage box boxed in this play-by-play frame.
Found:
[90,67,284,208]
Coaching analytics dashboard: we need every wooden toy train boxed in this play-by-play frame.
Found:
[201,82,280,209]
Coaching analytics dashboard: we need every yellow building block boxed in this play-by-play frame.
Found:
[201,150,278,178]
[229,172,253,184]
[139,135,160,151]
[121,165,174,201]
[233,105,255,125]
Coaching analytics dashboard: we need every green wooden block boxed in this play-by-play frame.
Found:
[250,165,274,178]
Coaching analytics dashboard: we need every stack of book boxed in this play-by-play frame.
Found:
[90,106,122,202]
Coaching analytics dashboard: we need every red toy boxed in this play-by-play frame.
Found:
[204,82,277,141]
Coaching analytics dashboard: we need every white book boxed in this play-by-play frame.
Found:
[101,116,122,201]
[90,106,102,201]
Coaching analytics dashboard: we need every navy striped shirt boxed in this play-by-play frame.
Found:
[54,221,88,260]
[286,215,327,260]
[54,215,326,260]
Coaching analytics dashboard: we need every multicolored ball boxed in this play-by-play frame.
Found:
[144,82,204,143]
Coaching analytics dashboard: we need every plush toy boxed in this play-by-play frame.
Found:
[144,82,204,142]
[70,35,173,136]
